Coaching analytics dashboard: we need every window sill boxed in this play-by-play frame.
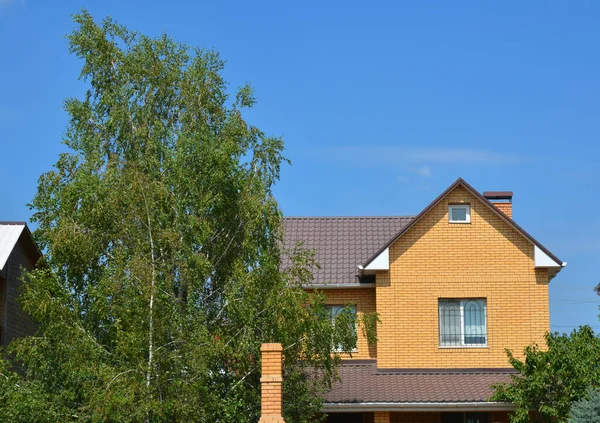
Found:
[438,345,488,349]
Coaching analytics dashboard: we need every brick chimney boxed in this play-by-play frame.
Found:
[259,343,286,423]
[483,191,513,219]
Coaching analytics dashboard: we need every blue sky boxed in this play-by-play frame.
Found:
[1,1,599,333]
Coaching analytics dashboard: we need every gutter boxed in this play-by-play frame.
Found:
[302,283,375,290]
[357,265,364,278]
[323,402,516,413]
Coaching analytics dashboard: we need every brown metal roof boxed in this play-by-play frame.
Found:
[325,361,514,404]
[282,178,563,286]
[282,217,413,285]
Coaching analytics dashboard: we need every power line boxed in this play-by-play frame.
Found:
[549,298,600,303]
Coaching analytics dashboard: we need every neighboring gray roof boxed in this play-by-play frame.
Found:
[0,222,41,272]
[283,217,413,285]
[324,361,514,405]
[0,222,26,271]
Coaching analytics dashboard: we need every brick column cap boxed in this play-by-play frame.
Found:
[261,343,283,352]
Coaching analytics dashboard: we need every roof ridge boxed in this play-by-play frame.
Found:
[361,177,564,269]
[0,221,27,225]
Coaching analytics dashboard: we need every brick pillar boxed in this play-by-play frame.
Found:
[483,191,513,219]
[374,411,390,423]
[492,201,513,218]
[259,343,286,423]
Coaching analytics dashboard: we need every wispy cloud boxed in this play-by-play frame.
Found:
[309,146,528,167]
[403,165,432,178]
[0,0,15,6]
[397,167,431,187]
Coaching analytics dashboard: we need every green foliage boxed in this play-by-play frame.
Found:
[0,10,368,423]
[492,326,600,423]
[569,386,600,423]
[596,282,600,320]
[359,312,381,346]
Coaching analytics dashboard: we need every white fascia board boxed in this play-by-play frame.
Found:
[534,245,563,268]
[364,247,389,271]
[0,224,25,271]
[323,401,516,413]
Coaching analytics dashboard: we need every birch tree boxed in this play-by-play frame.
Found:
[0,10,367,423]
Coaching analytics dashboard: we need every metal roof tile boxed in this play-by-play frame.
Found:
[283,216,413,285]
[325,362,514,404]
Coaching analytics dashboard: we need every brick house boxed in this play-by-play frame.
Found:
[0,222,41,348]
[283,178,565,423]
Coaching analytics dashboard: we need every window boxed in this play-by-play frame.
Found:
[325,305,357,351]
[449,204,470,223]
[439,299,487,347]
[441,412,489,423]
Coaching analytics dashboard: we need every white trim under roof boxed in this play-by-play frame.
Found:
[323,401,516,413]
[360,236,565,278]
[363,247,389,271]
[0,223,25,271]
[534,245,565,268]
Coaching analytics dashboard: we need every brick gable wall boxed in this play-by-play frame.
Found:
[376,186,549,368]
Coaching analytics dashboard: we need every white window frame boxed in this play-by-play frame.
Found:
[438,298,487,348]
[449,204,471,223]
[325,304,358,352]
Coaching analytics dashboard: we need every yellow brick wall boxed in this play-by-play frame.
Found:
[310,288,377,359]
[376,186,549,369]
[387,411,510,423]
[374,411,391,423]
[491,201,512,218]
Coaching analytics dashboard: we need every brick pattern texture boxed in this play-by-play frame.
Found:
[259,343,286,423]
[376,186,549,368]
[490,202,512,219]
[374,411,390,423]
[386,412,510,423]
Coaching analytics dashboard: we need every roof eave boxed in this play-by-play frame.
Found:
[302,283,376,290]
[362,178,468,268]
[323,401,516,413]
